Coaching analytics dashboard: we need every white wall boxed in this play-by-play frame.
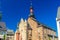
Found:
[56,18,60,40]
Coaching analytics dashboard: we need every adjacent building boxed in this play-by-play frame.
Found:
[56,7,60,40]
[6,29,14,40]
[0,13,7,40]
[0,13,15,40]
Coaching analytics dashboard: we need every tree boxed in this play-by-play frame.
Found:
[3,34,6,40]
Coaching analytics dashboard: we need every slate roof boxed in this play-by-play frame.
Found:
[30,17,56,32]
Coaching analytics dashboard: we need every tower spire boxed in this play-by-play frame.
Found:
[30,0,32,7]
[29,0,35,18]
[30,0,33,14]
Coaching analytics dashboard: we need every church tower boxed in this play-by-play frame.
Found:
[28,1,39,40]
[29,1,35,18]
[28,1,37,29]
[56,7,60,40]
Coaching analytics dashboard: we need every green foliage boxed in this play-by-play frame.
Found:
[49,37,51,40]
[3,34,6,40]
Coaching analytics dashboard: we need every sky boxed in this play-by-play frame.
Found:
[0,0,60,35]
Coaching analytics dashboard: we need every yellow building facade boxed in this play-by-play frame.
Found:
[19,18,28,40]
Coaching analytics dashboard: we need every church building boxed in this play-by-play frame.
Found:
[15,3,58,40]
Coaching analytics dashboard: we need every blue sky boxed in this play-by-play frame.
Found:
[0,0,60,35]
